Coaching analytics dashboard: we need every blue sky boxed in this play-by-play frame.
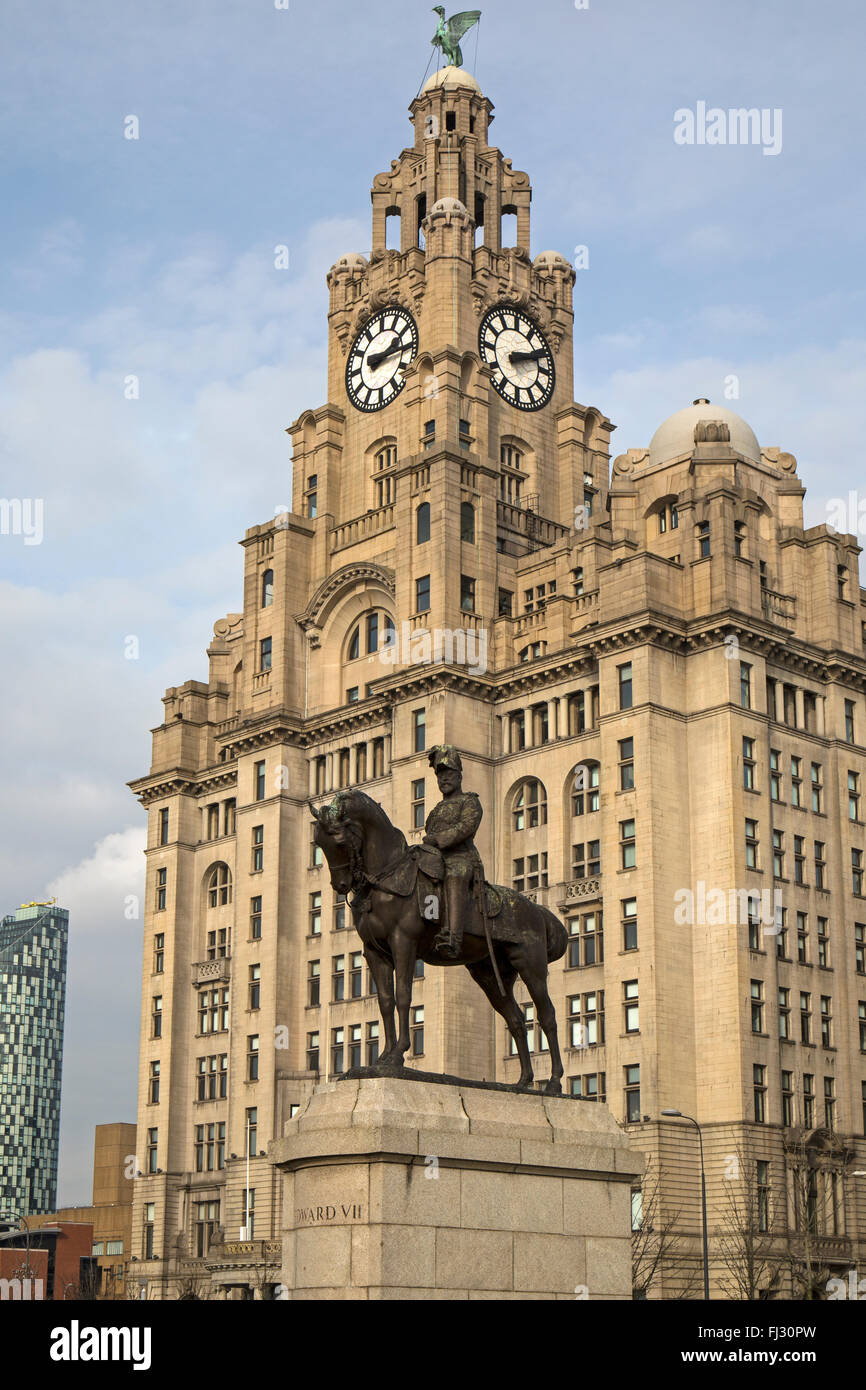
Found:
[1,0,864,1202]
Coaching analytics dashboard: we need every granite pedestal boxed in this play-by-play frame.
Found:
[269,1074,643,1300]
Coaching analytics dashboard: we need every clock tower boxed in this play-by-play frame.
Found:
[288,63,613,695]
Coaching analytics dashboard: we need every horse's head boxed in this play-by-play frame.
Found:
[309,790,404,893]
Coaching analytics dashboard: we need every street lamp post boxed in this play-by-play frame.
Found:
[662,1108,710,1300]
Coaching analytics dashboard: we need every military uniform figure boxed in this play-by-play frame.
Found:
[423,745,483,958]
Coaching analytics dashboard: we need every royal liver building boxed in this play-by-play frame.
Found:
[130,64,866,1298]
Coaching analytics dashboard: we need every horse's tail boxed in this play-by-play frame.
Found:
[542,907,568,964]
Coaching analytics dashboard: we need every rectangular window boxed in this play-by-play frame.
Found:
[158,807,169,845]
[413,708,426,752]
[567,911,603,968]
[740,662,752,710]
[252,824,264,872]
[309,890,322,936]
[756,1161,770,1232]
[411,1005,424,1056]
[853,848,865,897]
[814,841,826,891]
[254,760,266,801]
[250,896,262,940]
[156,867,167,912]
[260,636,272,672]
[772,829,784,880]
[245,1107,257,1156]
[753,1064,767,1123]
[248,964,261,1011]
[568,991,604,1048]
[791,756,803,807]
[307,960,320,1007]
[750,979,764,1033]
[845,699,855,744]
[460,574,476,613]
[146,1127,158,1174]
[497,587,513,616]
[152,995,163,1039]
[572,841,601,879]
[859,1001,866,1052]
[331,1027,345,1076]
[797,912,808,964]
[820,995,832,1048]
[824,1076,836,1130]
[781,1070,793,1127]
[620,819,636,870]
[624,1064,640,1123]
[697,520,710,558]
[817,917,829,968]
[247,1034,259,1082]
[618,663,633,711]
[148,1060,160,1105]
[800,991,811,1044]
[745,818,759,870]
[332,954,345,1002]
[415,574,431,612]
[624,979,639,1034]
[803,1074,814,1128]
[769,749,782,801]
[411,777,426,830]
[194,1200,219,1258]
[153,933,165,974]
[850,771,861,822]
[350,951,363,999]
[857,924,866,975]
[143,1204,155,1260]
[366,1020,379,1067]
[742,736,756,789]
[811,762,823,813]
[778,986,790,1040]
[622,897,638,952]
[334,895,347,931]
[619,737,635,790]
[794,836,806,886]
[306,1031,320,1072]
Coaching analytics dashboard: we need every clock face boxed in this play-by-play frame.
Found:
[478,305,555,411]
[345,307,419,412]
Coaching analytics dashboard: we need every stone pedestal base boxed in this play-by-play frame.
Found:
[269,1075,643,1300]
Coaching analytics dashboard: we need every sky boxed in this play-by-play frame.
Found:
[1,0,864,1204]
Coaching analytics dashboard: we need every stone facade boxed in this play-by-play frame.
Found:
[129,65,866,1298]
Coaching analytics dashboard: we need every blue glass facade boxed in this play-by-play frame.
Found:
[0,904,69,1216]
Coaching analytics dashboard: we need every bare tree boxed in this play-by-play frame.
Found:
[714,1148,784,1300]
[632,1156,701,1299]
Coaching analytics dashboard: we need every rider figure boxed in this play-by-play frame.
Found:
[423,745,483,958]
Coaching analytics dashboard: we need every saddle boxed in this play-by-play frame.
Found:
[371,843,506,927]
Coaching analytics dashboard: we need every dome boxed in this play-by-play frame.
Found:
[533,250,571,270]
[330,253,367,271]
[429,196,469,216]
[421,65,480,94]
[648,399,760,468]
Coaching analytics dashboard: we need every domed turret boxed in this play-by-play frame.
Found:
[421,65,481,94]
[649,399,760,468]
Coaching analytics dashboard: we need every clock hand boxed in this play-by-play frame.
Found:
[508,348,547,364]
[366,337,401,370]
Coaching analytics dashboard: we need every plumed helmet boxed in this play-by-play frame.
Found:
[428,744,463,773]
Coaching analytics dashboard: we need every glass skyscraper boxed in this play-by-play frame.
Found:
[0,903,69,1216]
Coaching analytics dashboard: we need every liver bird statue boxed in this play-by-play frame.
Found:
[431,7,481,69]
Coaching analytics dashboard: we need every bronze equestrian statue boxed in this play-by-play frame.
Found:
[309,744,567,1093]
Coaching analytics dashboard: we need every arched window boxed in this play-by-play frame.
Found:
[347,610,395,664]
[374,443,397,507]
[572,762,600,816]
[500,440,527,503]
[416,502,431,544]
[460,502,475,544]
[513,780,547,831]
[261,569,274,607]
[206,863,232,908]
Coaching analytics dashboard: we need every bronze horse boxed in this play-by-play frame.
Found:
[309,789,567,1093]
